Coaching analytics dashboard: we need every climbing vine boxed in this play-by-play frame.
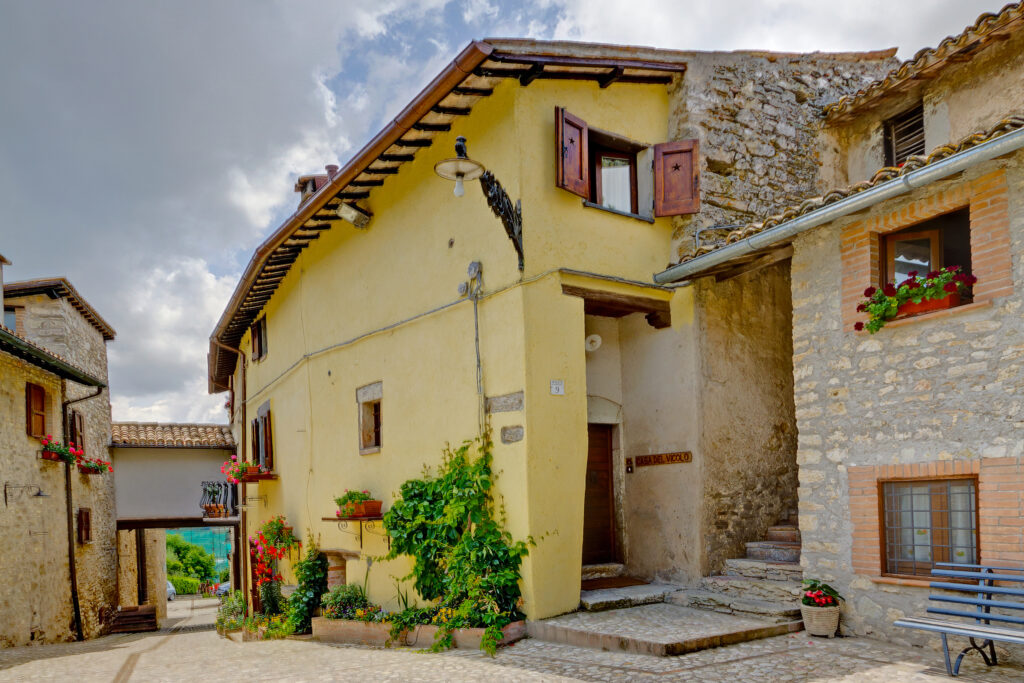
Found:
[286,539,328,634]
[382,430,532,654]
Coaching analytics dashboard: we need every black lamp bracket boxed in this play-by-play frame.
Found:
[479,171,524,271]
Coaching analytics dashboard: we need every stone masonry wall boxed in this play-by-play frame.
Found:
[0,353,73,646]
[7,292,118,641]
[669,51,897,261]
[791,154,1024,648]
[696,261,797,574]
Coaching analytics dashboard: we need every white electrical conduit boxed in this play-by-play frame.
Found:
[654,126,1024,284]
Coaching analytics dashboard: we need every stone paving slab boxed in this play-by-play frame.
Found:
[579,583,680,611]
[528,602,802,655]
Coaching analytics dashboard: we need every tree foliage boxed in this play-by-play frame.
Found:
[166,533,217,581]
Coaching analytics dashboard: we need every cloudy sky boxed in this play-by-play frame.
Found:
[0,0,1001,423]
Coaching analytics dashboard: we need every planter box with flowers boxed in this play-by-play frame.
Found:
[855,266,977,333]
[221,455,273,483]
[39,436,80,464]
[800,579,843,637]
[334,489,383,519]
[77,457,113,475]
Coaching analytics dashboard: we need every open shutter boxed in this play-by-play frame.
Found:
[72,411,85,454]
[251,418,260,464]
[262,411,273,471]
[654,140,700,216]
[26,383,46,437]
[555,107,589,199]
[77,508,92,543]
[250,321,260,361]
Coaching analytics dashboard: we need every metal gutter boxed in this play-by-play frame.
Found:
[654,126,1024,284]
[0,327,106,386]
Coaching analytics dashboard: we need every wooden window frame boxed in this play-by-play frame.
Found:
[356,381,383,455]
[883,104,926,168]
[70,410,85,456]
[884,228,942,285]
[878,475,980,580]
[591,146,638,215]
[26,383,46,438]
[251,401,273,470]
[77,508,92,544]
[251,317,267,362]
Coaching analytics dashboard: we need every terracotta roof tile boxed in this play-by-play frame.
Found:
[111,422,235,449]
[824,3,1024,122]
[679,114,1024,264]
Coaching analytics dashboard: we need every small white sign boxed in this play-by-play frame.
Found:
[550,379,565,395]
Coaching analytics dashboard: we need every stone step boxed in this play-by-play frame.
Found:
[745,541,801,563]
[667,589,802,624]
[579,583,679,612]
[724,558,803,582]
[581,562,625,581]
[765,525,801,543]
[527,603,802,657]
[700,575,802,603]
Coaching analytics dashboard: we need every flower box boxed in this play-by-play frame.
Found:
[896,291,960,318]
[361,500,383,517]
[40,449,63,462]
[312,617,392,646]
[77,465,102,475]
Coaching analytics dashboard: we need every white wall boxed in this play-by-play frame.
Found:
[112,447,231,519]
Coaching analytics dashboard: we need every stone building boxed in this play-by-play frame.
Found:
[657,0,1024,650]
[0,271,117,645]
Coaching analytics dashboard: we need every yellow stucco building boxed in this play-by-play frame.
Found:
[208,39,896,619]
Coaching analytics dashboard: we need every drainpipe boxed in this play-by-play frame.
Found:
[60,383,104,642]
[654,126,1024,284]
[211,339,247,613]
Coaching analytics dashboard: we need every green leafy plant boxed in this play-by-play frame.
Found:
[334,489,372,517]
[382,430,532,655]
[39,436,80,464]
[259,579,285,616]
[260,515,301,551]
[286,540,329,634]
[168,574,200,595]
[802,579,843,607]
[855,266,977,333]
[243,613,293,639]
[166,533,217,581]
[219,567,230,583]
[216,590,246,633]
[321,584,373,620]
[385,606,437,646]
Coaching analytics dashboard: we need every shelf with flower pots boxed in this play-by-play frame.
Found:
[321,515,389,550]
[221,455,277,484]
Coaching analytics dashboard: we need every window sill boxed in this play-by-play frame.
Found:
[582,200,654,224]
[869,575,932,588]
[882,300,991,330]
[359,446,381,456]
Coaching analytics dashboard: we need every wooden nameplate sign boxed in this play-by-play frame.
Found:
[634,452,692,467]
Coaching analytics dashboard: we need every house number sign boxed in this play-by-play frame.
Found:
[633,451,692,468]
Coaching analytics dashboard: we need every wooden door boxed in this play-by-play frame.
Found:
[582,424,616,565]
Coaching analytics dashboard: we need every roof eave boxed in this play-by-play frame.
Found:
[0,327,106,386]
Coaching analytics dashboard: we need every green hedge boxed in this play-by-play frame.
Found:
[169,574,200,595]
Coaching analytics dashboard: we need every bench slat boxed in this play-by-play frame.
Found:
[935,562,1024,572]
[927,606,1024,626]
[932,569,1024,583]
[930,581,1024,597]
[930,594,1024,612]
[895,617,1024,645]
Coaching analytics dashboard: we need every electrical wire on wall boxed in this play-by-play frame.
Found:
[461,261,487,435]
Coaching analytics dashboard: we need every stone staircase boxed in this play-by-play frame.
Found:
[670,513,804,624]
[109,604,158,633]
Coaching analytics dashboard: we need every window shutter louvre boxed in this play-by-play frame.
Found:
[251,418,259,463]
[72,411,85,454]
[26,383,46,437]
[77,508,92,543]
[654,140,700,216]
[262,411,273,471]
[555,107,590,199]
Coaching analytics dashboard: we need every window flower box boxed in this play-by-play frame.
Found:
[896,291,960,318]
[40,449,63,462]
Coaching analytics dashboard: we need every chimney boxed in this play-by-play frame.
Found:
[0,252,9,315]
[325,164,339,179]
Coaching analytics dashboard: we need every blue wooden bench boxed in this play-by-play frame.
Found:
[894,562,1024,677]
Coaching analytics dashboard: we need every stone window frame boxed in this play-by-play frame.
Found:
[848,457,1024,585]
[840,169,1012,331]
[356,381,382,455]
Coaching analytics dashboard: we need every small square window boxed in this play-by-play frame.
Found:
[592,147,637,215]
[883,104,925,167]
[882,478,977,577]
[883,207,972,291]
[356,382,382,454]
[251,317,268,361]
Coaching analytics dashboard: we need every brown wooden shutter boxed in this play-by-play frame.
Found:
[555,107,589,199]
[251,418,260,463]
[26,383,46,437]
[654,140,700,216]
[250,321,260,361]
[77,508,92,543]
[262,411,273,471]
[72,411,85,454]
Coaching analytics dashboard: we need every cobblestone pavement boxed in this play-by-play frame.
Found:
[1,598,1023,682]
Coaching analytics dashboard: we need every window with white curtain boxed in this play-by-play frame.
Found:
[883,478,977,577]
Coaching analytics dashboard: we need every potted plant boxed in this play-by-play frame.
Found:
[855,266,977,333]
[260,515,300,550]
[800,579,843,637]
[220,455,245,484]
[334,489,380,518]
[77,457,112,474]
[39,436,78,464]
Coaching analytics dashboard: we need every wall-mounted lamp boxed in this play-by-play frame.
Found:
[434,136,524,271]
[4,482,49,507]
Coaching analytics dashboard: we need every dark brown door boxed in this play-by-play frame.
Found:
[582,424,616,565]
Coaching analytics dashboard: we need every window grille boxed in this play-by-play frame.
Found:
[882,478,977,577]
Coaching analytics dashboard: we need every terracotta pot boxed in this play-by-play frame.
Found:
[246,465,261,474]
[77,465,101,475]
[362,500,382,517]
[801,604,840,637]
[897,291,960,318]
[350,502,366,517]
[40,449,63,462]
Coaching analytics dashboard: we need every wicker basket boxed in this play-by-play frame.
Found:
[801,604,840,637]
